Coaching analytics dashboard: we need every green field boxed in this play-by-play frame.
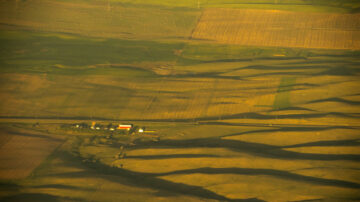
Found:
[1,0,360,201]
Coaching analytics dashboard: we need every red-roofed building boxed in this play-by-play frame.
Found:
[117,124,133,130]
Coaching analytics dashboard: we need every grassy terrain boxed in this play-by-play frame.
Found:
[58,0,360,12]
[273,77,296,109]
[0,125,64,180]
[2,29,358,120]
[0,0,360,201]
[0,30,184,71]
[1,29,359,200]
[192,8,360,49]
[1,112,359,201]
[0,0,200,40]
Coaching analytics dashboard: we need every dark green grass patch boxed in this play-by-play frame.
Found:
[0,30,183,76]
[273,77,296,110]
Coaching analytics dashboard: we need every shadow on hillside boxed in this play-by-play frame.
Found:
[221,125,355,137]
[198,111,360,122]
[42,151,264,202]
[55,152,360,202]
[125,154,219,159]
[30,184,95,192]
[0,193,85,202]
[152,167,360,189]
[282,138,360,148]
[129,137,360,162]
[80,154,264,201]
[308,97,360,106]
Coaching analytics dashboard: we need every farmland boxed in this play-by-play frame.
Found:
[0,0,199,40]
[192,8,360,49]
[1,0,360,201]
[0,126,64,180]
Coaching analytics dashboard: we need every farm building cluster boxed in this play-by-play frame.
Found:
[70,122,147,134]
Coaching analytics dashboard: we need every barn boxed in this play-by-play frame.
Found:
[117,124,133,130]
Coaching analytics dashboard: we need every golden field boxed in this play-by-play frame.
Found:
[192,8,360,49]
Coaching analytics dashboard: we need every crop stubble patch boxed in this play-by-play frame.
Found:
[0,129,64,180]
[192,8,360,50]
